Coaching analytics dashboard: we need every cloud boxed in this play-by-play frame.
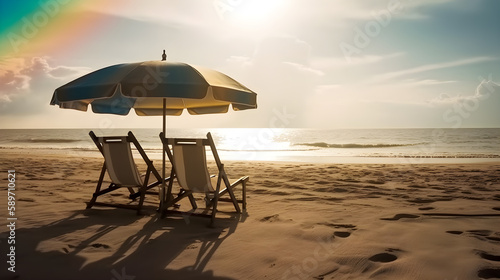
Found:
[19,57,52,77]
[311,52,404,70]
[80,0,215,28]
[394,0,455,19]
[428,78,500,106]
[286,0,454,23]
[16,57,91,80]
[0,57,91,115]
[224,36,324,127]
[306,75,500,128]
[227,36,324,79]
[226,56,252,66]
[49,65,91,78]
[371,56,495,82]
[400,79,456,86]
[476,78,500,98]
[0,70,30,102]
[284,62,324,77]
[253,36,312,65]
[312,76,454,107]
[423,77,500,127]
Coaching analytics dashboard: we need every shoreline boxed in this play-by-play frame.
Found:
[2,147,500,165]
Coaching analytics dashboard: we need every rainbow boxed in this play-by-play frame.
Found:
[0,1,108,60]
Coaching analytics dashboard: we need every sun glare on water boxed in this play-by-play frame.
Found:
[207,128,291,161]
[212,128,291,151]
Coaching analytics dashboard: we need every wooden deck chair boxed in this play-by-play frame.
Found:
[160,132,248,225]
[88,131,163,214]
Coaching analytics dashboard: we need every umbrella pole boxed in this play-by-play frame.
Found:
[160,98,167,212]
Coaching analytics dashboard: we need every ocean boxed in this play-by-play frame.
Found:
[1,128,499,164]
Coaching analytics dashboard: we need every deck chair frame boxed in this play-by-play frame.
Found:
[160,132,248,225]
[88,131,163,214]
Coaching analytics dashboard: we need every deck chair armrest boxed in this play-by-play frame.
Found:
[218,176,249,196]
[228,176,249,188]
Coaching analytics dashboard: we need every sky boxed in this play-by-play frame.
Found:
[0,0,499,129]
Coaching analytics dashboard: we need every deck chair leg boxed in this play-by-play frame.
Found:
[210,172,224,227]
[136,169,151,215]
[227,188,240,213]
[165,169,175,207]
[87,163,107,209]
[223,176,241,213]
[210,193,219,227]
[188,193,197,209]
[242,180,247,211]
[136,185,147,215]
[127,187,135,195]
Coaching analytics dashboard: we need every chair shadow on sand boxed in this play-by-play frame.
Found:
[6,207,245,280]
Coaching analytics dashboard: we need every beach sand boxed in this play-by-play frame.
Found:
[1,149,500,280]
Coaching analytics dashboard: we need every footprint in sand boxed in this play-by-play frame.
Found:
[319,223,357,239]
[407,198,436,204]
[418,207,435,211]
[90,243,111,249]
[366,179,385,185]
[468,230,492,237]
[408,184,426,189]
[477,268,500,279]
[333,231,351,238]
[260,214,281,222]
[315,180,330,185]
[446,230,463,235]
[331,223,356,229]
[380,214,420,221]
[477,251,500,262]
[465,230,500,243]
[486,236,500,242]
[369,252,398,263]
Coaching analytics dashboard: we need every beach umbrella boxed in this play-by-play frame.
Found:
[50,56,257,210]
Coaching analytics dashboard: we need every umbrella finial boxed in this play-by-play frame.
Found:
[162,50,167,61]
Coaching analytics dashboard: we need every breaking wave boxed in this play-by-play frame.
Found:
[22,138,81,143]
[295,142,426,149]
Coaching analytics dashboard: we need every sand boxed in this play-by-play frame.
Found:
[1,149,500,280]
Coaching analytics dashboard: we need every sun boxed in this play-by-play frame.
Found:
[228,0,284,27]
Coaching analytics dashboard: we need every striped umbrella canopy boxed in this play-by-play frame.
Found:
[50,60,257,116]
